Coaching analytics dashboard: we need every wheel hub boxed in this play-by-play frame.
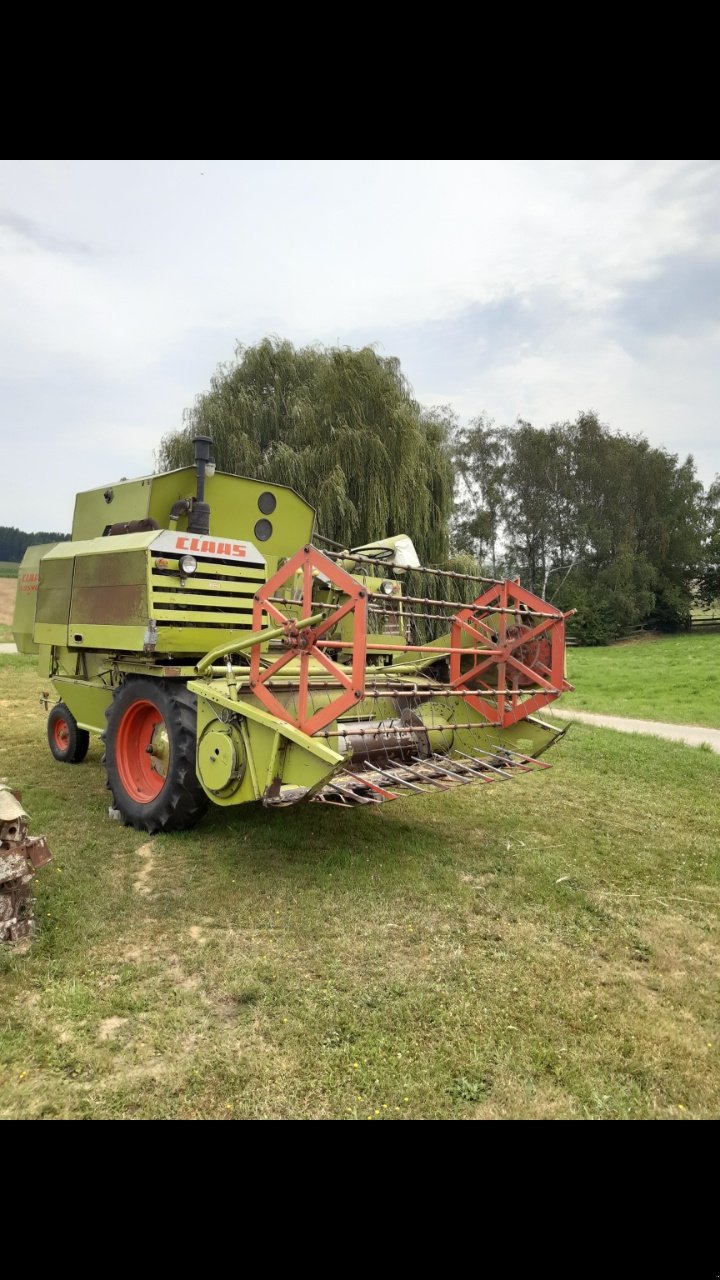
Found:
[147,723,170,778]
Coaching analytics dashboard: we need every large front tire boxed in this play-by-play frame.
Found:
[104,679,208,833]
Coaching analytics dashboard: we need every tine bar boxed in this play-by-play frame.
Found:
[362,761,431,794]
[381,760,452,792]
[343,771,398,802]
[491,744,553,769]
[463,744,532,772]
[412,754,479,785]
[470,745,533,773]
[325,782,377,805]
[455,749,515,780]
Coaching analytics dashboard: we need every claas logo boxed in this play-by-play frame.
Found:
[175,536,246,558]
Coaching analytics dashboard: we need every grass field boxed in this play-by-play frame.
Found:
[0,651,718,1120]
[565,633,720,729]
[0,577,16,643]
[0,577,16,644]
[0,562,19,579]
[691,602,720,621]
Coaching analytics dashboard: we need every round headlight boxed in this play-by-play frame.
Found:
[381,580,395,595]
[179,554,197,576]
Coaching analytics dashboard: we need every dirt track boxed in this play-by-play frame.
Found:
[0,579,16,626]
[552,707,720,753]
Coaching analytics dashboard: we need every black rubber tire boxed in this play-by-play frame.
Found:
[48,702,90,764]
[103,678,208,833]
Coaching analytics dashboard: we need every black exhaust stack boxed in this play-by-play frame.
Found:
[188,435,213,535]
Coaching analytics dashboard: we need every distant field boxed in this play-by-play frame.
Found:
[565,633,720,728]
[690,602,720,633]
[0,578,16,636]
[0,562,19,578]
[0,650,718,1120]
[691,600,719,619]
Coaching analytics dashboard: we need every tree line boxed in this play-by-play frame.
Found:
[0,526,69,563]
[159,337,454,567]
[11,340,714,646]
[452,412,717,642]
[160,338,717,644]
[158,338,470,634]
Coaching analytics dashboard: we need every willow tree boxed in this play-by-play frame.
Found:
[158,338,454,565]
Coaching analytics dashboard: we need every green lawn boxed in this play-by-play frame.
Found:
[0,573,17,640]
[0,651,718,1120]
[565,633,720,729]
[0,562,19,578]
[691,601,720,621]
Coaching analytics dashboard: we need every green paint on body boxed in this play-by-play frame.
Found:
[12,465,568,820]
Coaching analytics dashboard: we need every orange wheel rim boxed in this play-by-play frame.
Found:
[53,718,69,749]
[115,699,167,803]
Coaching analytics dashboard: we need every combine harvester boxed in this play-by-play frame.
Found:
[13,438,573,831]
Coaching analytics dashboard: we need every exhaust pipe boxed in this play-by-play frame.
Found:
[188,435,213,535]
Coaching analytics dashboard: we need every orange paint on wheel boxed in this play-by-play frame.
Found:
[115,699,166,803]
[53,718,69,750]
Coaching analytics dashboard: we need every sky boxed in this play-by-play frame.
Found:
[1,158,718,532]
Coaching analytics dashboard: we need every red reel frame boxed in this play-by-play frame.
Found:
[249,545,367,737]
[450,580,571,727]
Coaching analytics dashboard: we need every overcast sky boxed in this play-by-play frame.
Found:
[1,159,718,532]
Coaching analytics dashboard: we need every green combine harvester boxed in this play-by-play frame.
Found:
[13,438,572,832]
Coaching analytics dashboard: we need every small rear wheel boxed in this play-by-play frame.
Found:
[104,678,208,833]
[47,702,90,764]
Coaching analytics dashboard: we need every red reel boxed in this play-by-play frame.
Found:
[450,580,570,727]
[249,546,367,736]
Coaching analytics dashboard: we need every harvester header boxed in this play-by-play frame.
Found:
[14,437,573,832]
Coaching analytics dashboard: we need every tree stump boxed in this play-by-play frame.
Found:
[0,786,51,942]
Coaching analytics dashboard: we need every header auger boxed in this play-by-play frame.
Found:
[13,438,573,832]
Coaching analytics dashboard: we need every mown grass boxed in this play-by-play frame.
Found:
[691,601,720,621]
[0,651,718,1120]
[0,563,19,578]
[0,577,17,642]
[565,633,720,729]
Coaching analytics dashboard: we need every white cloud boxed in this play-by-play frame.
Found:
[0,158,718,530]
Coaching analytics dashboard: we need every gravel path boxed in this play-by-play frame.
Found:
[551,707,720,754]
[0,643,17,654]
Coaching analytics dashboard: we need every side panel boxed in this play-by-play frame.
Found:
[72,478,152,541]
[148,471,315,561]
[192,684,343,807]
[50,677,114,733]
[12,544,57,654]
[63,623,148,651]
[34,555,74,647]
[70,549,148,630]
[38,532,156,652]
[72,468,315,561]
